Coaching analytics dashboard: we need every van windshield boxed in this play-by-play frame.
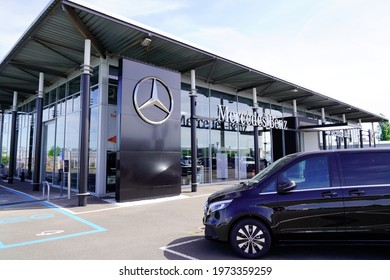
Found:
[248,154,297,185]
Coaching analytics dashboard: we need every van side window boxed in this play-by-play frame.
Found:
[279,156,330,190]
[339,152,390,186]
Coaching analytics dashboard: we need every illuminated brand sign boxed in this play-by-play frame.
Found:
[181,105,288,131]
[217,105,287,130]
[181,115,249,132]
[133,77,174,125]
[326,130,350,137]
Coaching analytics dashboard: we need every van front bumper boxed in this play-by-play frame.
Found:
[203,211,231,242]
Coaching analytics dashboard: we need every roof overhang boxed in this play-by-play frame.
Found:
[300,122,362,132]
[0,0,388,124]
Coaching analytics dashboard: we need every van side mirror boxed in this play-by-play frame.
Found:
[277,180,296,194]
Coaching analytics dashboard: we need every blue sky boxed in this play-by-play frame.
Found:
[1,0,389,124]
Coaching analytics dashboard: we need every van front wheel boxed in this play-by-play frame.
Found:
[229,218,271,258]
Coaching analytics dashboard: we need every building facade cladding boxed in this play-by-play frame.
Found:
[0,58,365,198]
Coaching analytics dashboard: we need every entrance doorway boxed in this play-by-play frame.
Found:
[42,121,57,184]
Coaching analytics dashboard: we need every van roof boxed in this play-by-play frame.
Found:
[295,148,390,157]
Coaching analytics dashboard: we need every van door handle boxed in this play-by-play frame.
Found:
[349,190,365,196]
[321,191,338,198]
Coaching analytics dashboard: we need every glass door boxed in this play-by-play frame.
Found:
[42,121,57,184]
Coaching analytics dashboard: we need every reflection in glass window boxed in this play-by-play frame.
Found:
[279,156,330,190]
[65,97,73,114]
[64,112,80,189]
[108,83,117,105]
[69,77,81,95]
[17,114,31,177]
[48,104,57,120]
[91,67,99,86]
[196,87,210,118]
[340,152,390,186]
[58,84,66,100]
[49,90,57,105]
[58,100,66,116]
[42,107,49,122]
[55,116,65,187]
[2,114,11,167]
[90,85,99,106]
[44,93,49,106]
[88,107,99,192]
[73,93,81,111]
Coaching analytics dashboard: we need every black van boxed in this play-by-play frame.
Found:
[203,149,390,258]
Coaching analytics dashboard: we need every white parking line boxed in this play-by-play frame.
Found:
[71,194,189,215]
[73,193,212,215]
[159,238,204,260]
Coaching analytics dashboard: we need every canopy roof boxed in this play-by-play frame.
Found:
[0,0,387,123]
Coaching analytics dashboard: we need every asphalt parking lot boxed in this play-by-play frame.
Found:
[0,181,389,260]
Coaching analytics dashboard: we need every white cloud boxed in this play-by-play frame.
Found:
[180,1,390,119]
[76,0,189,17]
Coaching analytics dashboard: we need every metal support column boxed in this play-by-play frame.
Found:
[32,73,44,191]
[321,108,327,150]
[359,119,363,148]
[190,70,198,192]
[368,130,372,147]
[293,99,300,153]
[7,92,18,184]
[78,39,92,206]
[252,88,260,174]
[0,108,3,168]
[343,114,348,149]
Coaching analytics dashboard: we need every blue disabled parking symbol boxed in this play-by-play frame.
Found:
[0,186,106,250]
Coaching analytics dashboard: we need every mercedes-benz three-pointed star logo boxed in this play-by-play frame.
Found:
[133,77,174,125]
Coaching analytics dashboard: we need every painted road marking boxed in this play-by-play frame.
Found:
[36,230,65,236]
[73,193,212,215]
[0,213,55,224]
[0,186,107,250]
[159,238,204,260]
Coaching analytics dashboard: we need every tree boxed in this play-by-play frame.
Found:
[48,146,62,157]
[379,121,390,141]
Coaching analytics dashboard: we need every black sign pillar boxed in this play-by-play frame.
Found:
[252,88,260,174]
[78,39,92,206]
[190,70,198,192]
[7,92,18,184]
[117,59,181,201]
[32,73,44,191]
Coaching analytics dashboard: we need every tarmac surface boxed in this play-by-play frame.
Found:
[0,179,389,260]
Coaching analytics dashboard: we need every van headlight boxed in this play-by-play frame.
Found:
[207,199,233,215]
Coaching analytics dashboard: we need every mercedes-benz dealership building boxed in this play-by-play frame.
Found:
[0,0,387,204]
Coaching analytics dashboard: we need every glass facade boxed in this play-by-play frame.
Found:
[180,84,274,185]
[1,113,12,173]
[1,67,99,193]
[0,59,366,198]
